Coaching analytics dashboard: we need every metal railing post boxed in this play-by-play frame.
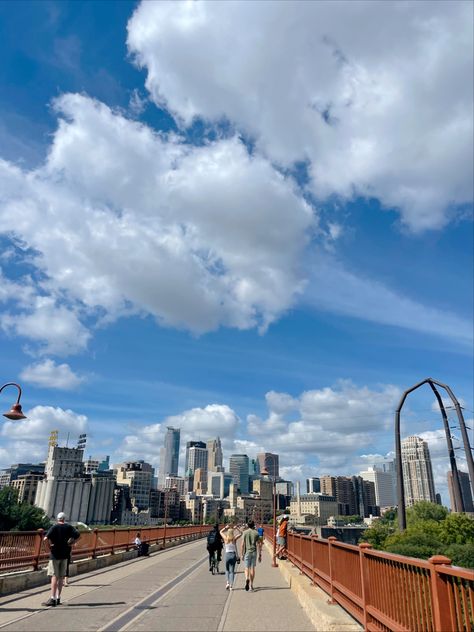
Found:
[91,528,99,559]
[111,528,116,555]
[428,555,453,632]
[33,529,44,571]
[359,542,372,630]
[327,536,337,604]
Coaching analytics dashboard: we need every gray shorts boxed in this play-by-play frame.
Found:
[244,551,257,568]
[277,536,286,546]
[47,559,68,577]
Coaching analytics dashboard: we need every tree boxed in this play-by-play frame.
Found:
[363,520,395,549]
[439,513,474,546]
[406,501,448,526]
[384,521,443,560]
[0,486,50,531]
[444,543,474,569]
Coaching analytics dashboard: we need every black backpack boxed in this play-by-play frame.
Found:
[207,530,217,546]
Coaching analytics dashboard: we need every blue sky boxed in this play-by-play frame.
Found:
[0,1,472,504]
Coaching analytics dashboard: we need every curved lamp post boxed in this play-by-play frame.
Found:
[395,377,474,531]
[261,458,279,568]
[0,382,27,420]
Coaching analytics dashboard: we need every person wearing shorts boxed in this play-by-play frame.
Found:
[240,520,262,592]
[276,516,289,559]
[42,513,80,607]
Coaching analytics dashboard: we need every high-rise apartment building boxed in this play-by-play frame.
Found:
[207,438,223,472]
[401,436,436,506]
[351,476,378,517]
[229,454,250,494]
[448,470,474,513]
[257,453,279,478]
[306,477,320,493]
[116,461,154,510]
[359,466,395,508]
[320,475,358,515]
[159,427,180,487]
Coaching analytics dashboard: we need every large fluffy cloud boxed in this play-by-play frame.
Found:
[20,359,84,390]
[247,381,401,472]
[0,405,88,468]
[0,94,313,351]
[128,0,473,231]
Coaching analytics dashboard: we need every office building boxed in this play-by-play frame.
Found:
[252,478,273,500]
[0,463,45,489]
[164,475,186,495]
[448,470,474,513]
[401,436,436,506]
[192,467,207,495]
[185,441,206,474]
[207,438,223,472]
[360,466,395,508]
[306,477,320,494]
[290,493,338,524]
[229,454,250,494]
[207,471,233,499]
[257,452,279,478]
[159,427,180,487]
[116,461,153,510]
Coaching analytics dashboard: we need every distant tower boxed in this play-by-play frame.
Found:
[229,454,250,494]
[159,427,180,487]
[401,436,436,506]
[306,477,320,493]
[207,438,223,472]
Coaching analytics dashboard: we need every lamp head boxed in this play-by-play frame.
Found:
[3,403,26,420]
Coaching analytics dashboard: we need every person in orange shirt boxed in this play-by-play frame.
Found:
[276,515,289,559]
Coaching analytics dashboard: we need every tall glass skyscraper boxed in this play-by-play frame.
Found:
[229,454,249,494]
[159,427,180,487]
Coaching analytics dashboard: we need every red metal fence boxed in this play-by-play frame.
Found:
[264,527,474,632]
[0,525,209,574]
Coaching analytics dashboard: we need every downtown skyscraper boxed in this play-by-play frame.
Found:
[401,436,436,506]
[159,427,180,488]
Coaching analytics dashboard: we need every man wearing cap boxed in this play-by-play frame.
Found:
[43,512,80,607]
[276,515,289,560]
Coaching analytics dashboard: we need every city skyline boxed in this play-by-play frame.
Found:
[0,1,472,508]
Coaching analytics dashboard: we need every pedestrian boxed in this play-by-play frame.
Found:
[257,524,264,540]
[206,523,223,572]
[42,512,80,607]
[276,515,289,559]
[220,525,242,590]
[240,520,262,592]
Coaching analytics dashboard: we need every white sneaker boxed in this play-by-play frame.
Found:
[225,583,230,590]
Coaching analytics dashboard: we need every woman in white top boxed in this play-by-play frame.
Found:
[220,525,242,590]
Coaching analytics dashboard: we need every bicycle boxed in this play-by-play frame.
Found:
[210,549,220,575]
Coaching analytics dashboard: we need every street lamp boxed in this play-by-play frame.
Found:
[261,464,278,568]
[0,383,27,420]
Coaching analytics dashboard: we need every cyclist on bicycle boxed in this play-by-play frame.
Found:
[206,523,223,572]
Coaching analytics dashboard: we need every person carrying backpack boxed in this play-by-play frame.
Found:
[206,523,223,571]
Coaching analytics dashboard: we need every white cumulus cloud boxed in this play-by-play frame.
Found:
[20,359,84,390]
[128,0,473,232]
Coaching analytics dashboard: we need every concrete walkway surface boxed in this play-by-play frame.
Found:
[0,538,315,632]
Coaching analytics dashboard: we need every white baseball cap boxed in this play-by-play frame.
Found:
[57,512,66,520]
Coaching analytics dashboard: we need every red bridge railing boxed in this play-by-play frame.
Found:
[264,527,474,632]
[0,525,209,574]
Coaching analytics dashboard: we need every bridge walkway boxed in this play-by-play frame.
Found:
[0,538,314,631]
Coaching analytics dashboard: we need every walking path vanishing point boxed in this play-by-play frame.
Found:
[0,538,314,632]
